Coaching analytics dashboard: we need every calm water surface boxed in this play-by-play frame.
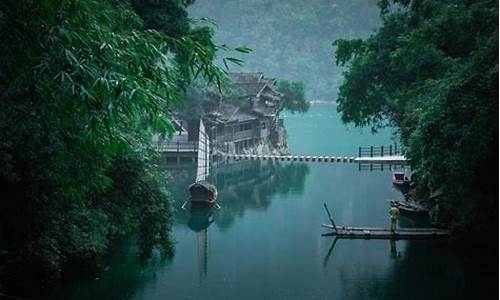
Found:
[46,104,487,300]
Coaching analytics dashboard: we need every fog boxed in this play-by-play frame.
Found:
[189,0,381,100]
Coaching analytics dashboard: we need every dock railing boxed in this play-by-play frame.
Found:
[157,141,198,152]
[358,144,400,157]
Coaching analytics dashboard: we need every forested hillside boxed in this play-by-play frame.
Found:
[189,0,381,100]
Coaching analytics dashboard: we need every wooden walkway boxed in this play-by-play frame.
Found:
[321,224,449,239]
[355,155,406,164]
[222,154,406,164]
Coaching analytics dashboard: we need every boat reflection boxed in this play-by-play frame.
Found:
[173,160,310,230]
[187,206,215,281]
[178,160,310,280]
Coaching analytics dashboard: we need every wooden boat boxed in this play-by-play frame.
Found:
[389,200,429,217]
[392,172,410,187]
[189,180,218,205]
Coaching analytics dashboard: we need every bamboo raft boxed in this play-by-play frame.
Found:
[322,203,449,240]
[321,224,449,239]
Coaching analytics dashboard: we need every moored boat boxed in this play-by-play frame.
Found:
[189,180,218,205]
[392,172,410,187]
[389,200,429,217]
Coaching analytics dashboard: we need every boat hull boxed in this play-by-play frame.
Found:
[392,172,410,188]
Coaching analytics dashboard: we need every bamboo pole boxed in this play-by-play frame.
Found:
[323,203,337,234]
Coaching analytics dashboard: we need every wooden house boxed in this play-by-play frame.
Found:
[204,72,286,154]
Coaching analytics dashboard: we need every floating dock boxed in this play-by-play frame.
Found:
[321,224,449,239]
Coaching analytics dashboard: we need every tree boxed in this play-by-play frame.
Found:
[0,0,227,288]
[333,0,498,250]
[277,80,310,113]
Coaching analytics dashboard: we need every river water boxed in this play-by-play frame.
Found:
[45,104,490,300]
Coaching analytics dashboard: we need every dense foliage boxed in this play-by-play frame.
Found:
[0,0,226,287]
[334,0,498,249]
[277,80,309,114]
[189,0,381,100]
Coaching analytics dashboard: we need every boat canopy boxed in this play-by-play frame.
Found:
[393,172,405,180]
[189,180,216,193]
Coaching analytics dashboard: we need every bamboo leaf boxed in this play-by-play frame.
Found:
[234,46,252,53]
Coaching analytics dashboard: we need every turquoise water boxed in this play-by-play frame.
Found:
[44,105,490,300]
[282,104,396,156]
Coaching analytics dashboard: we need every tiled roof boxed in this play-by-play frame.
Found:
[228,72,263,83]
[228,72,281,97]
[236,82,267,96]
[208,104,258,123]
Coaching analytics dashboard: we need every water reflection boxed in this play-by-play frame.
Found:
[43,238,168,300]
[389,240,401,260]
[187,206,215,281]
[323,238,402,269]
[214,161,309,230]
[323,237,339,268]
[187,206,215,233]
[171,161,311,282]
[174,161,310,231]
[328,240,488,299]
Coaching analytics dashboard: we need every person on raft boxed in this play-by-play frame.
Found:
[389,201,400,232]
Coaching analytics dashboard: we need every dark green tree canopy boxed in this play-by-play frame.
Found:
[0,0,227,287]
[277,80,310,114]
[333,0,498,245]
[133,0,191,38]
